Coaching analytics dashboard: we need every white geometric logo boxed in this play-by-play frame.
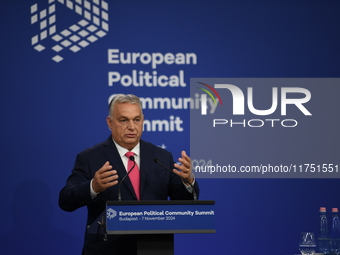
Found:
[30,0,109,63]
[107,208,117,220]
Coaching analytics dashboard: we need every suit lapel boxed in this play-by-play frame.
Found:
[139,140,153,197]
[101,136,136,199]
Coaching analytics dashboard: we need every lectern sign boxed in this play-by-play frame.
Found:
[105,201,215,234]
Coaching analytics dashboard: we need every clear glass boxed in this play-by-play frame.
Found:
[299,232,317,255]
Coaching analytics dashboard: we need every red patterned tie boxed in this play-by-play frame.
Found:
[125,151,140,200]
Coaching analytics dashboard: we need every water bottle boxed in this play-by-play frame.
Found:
[318,207,331,254]
[331,208,340,255]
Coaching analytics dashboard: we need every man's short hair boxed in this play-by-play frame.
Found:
[108,94,143,116]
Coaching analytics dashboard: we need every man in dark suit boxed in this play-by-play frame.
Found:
[59,94,198,255]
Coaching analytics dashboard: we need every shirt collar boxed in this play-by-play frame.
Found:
[112,138,140,158]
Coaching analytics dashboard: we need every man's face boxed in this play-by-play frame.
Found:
[106,103,144,150]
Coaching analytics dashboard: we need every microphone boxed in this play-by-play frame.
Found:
[118,155,136,201]
[153,158,197,201]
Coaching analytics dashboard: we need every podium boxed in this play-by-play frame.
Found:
[89,200,215,255]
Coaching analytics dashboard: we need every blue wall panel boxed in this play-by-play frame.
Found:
[1,1,340,254]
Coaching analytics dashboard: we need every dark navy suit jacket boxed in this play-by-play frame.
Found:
[59,136,199,255]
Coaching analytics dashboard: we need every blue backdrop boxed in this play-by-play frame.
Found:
[1,0,340,254]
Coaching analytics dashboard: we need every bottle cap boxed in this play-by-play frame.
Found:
[332,208,338,212]
[320,207,326,212]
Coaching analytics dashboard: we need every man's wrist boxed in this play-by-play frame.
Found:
[90,179,99,199]
[182,174,195,193]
